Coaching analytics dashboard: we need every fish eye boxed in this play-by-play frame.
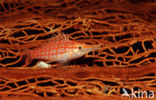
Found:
[78,46,82,49]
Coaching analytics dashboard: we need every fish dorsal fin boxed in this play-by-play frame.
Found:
[52,31,69,42]
[32,32,69,50]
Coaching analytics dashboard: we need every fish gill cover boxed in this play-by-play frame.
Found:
[0,0,156,100]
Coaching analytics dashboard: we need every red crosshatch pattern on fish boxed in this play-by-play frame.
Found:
[28,32,103,65]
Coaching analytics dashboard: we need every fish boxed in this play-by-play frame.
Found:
[27,32,102,68]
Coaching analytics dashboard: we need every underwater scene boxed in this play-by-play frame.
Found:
[0,0,156,100]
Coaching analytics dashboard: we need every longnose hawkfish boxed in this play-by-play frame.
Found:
[28,32,103,68]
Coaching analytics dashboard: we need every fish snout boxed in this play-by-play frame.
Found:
[83,43,104,52]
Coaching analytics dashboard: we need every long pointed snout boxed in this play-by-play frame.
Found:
[82,43,103,53]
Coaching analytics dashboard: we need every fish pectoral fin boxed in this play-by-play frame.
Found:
[37,61,51,68]
[59,59,69,64]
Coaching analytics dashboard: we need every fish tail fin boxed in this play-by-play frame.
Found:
[21,49,32,65]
